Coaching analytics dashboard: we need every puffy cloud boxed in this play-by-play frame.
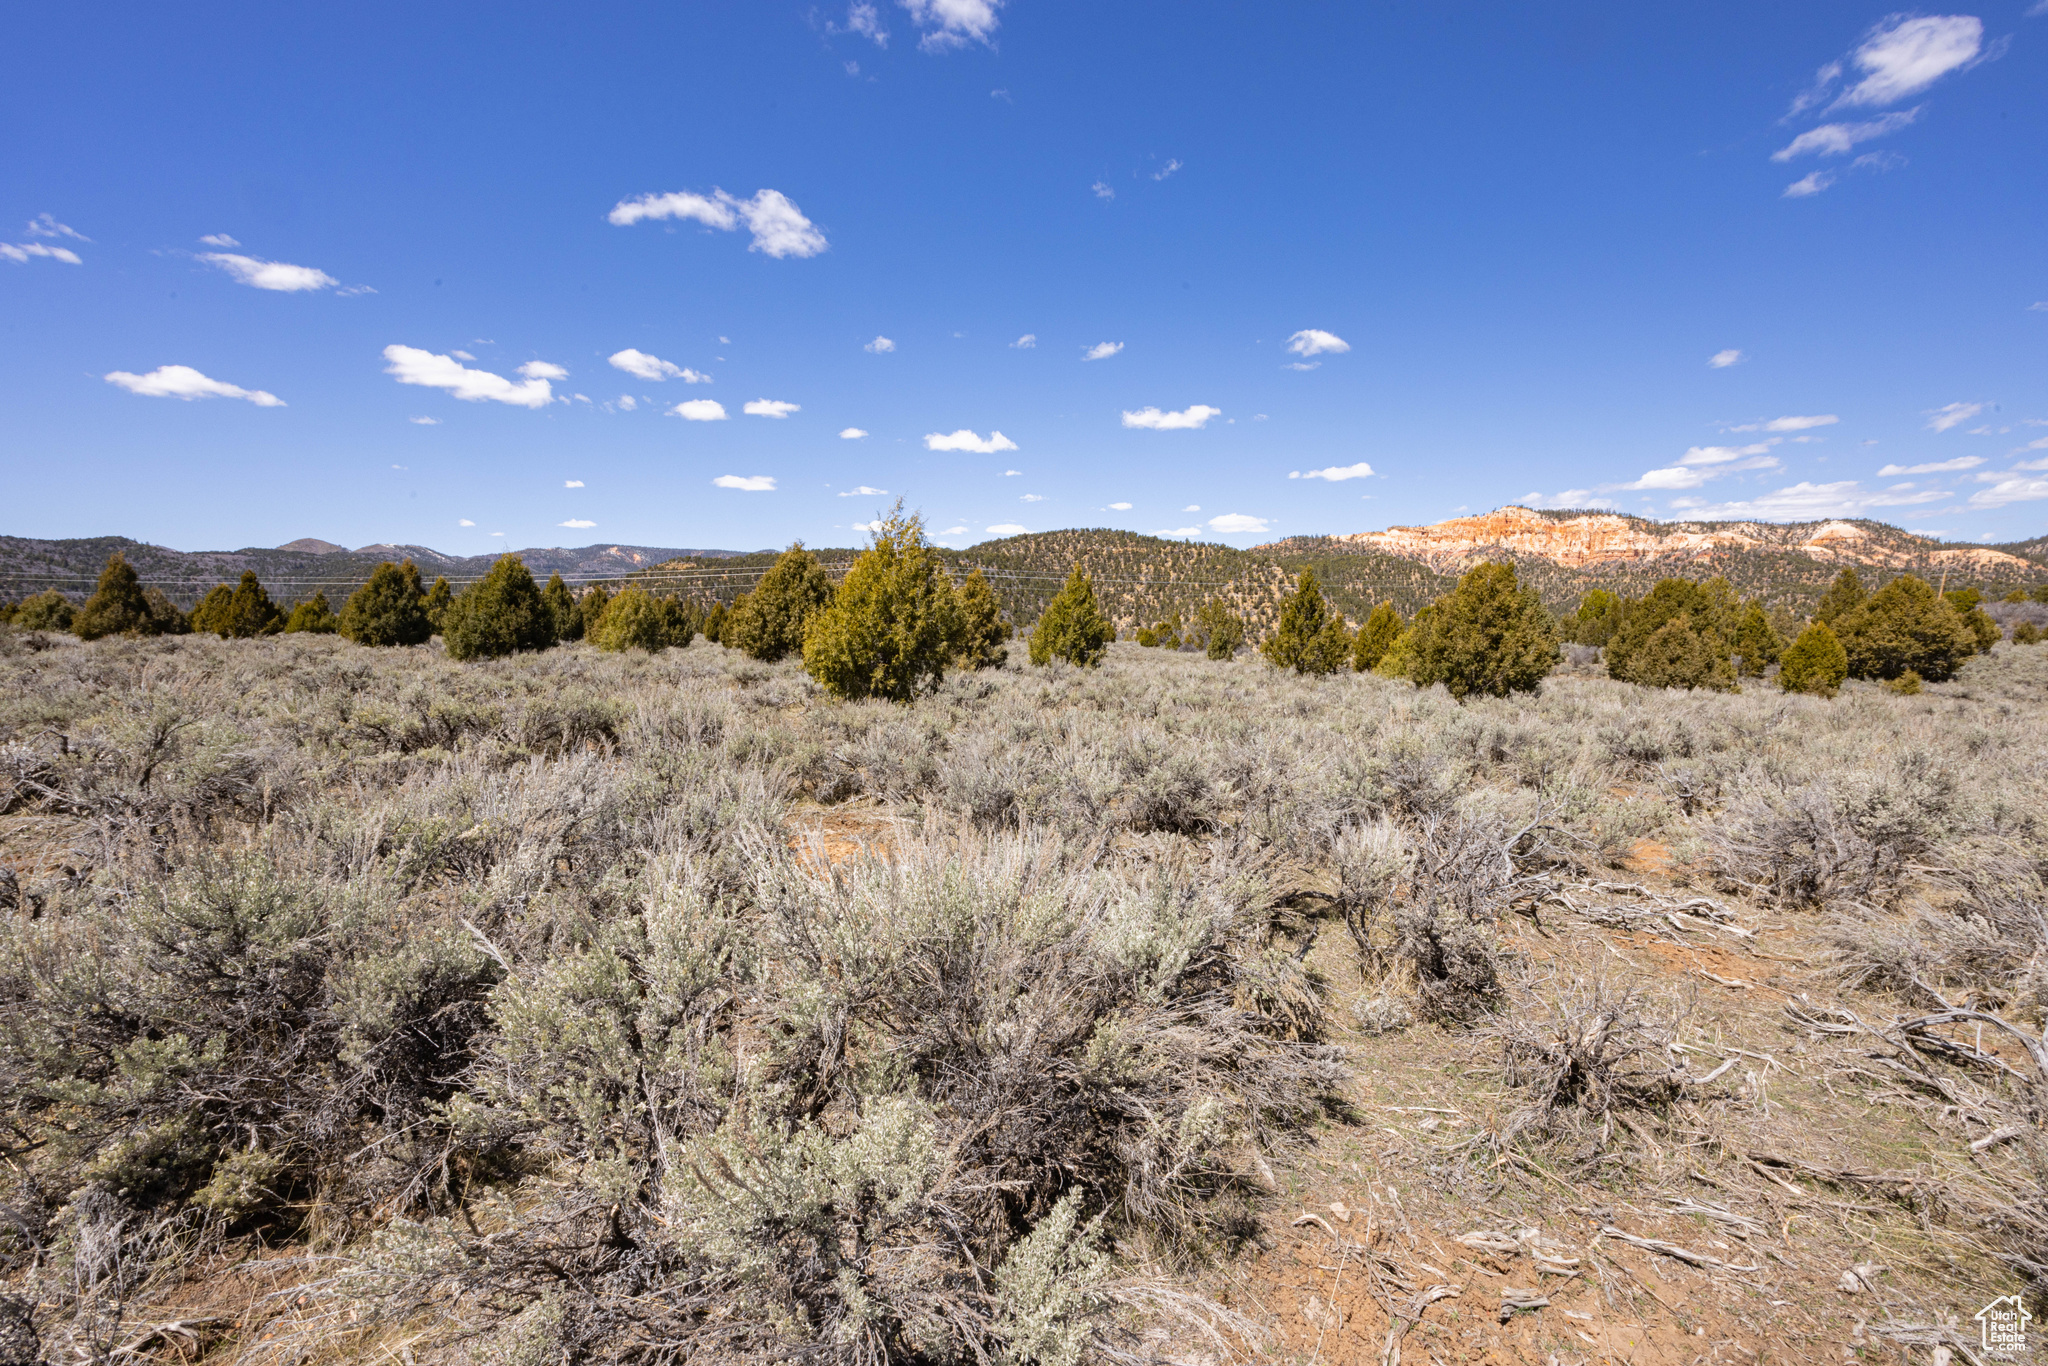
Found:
[1773,109,1921,162]
[840,427,869,439]
[1083,341,1123,361]
[608,349,709,382]
[1286,329,1350,357]
[565,479,585,487]
[839,486,888,497]
[559,519,596,528]
[409,416,439,425]
[1152,526,1205,538]
[383,345,554,408]
[863,335,896,353]
[1969,475,2048,507]
[1012,334,1036,348]
[1665,480,1946,520]
[672,399,729,421]
[841,2,887,45]
[1707,349,1745,368]
[459,519,476,527]
[1020,493,1045,502]
[940,526,968,535]
[1207,513,1270,535]
[1122,405,1221,430]
[1783,171,1836,198]
[519,360,569,380]
[925,429,1018,453]
[1092,181,1115,200]
[1836,15,1984,109]
[902,0,1001,51]
[26,215,87,241]
[201,252,339,292]
[713,475,776,491]
[1183,505,1200,511]
[2014,456,2048,472]
[744,399,800,418]
[1107,502,1132,510]
[1878,456,1982,475]
[1926,402,1985,431]
[984,524,1028,536]
[616,395,638,411]
[1680,442,1778,466]
[608,188,827,258]
[1289,462,1374,481]
[104,364,284,407]
[1730,414,1839,433]
[1153,159,1183,180]
[0,242,82,264]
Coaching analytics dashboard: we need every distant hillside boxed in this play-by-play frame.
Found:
[1264,507,2048,612]
[0,536,754,608]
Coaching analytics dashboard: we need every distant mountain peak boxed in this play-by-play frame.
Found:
[276,538,347,555]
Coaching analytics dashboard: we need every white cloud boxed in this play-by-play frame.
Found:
[864,335,896,353]
[460,519,476,527]
[491,532,505,537]
[839,486,888,497]
[1516,490,1617,511]
[26,215,87,241]
[1926,401,1985,431]
[519,360,568,380]
[925,428,1018,453]
[1783,171,1837,198]
[713,475,776,491]
[1021,493,1046,502]
[744,398,800,418]
[1968,476,2048,507]
[842,2,888,45]
[942,526,967,535]
[391,464,407,470]
[1182,504,1200,511]
[104,364,284,407]
[672,399,729,421]
[1708,349,1745,368]
[1284,361,1321,372]
[607,188,827,258]
[1289,462,1374,481]
[409,416,439,425]
[383,345,554,408]
[1012,334,1036,348]
[200,252,339,292]
[452,350,476,361]
[1092,181,1115,200]
[1107,502,1132,510]
[616,395,638,411]
[1002,469,1020,476]
[199,233,239,247]
[565,479,585,487]
[1835,15,1984,109]
[1680,442,1778,466]
[985,524,1027,535]
[1122,405,1221,430]
[1152,526,1205,538]
[902,0,1001,51]
[0,242,82,264]
[1878,456,1983,475]
[1665,480,1946,520]
[1083,341,1123,361]
[2015,456,2048,471]
[840,427,869,440]
[559,519,596,528]
[1153,159,1183,180]
[1731,414,1839,432]
[608,348,709,382]
[1286,329,1350,357]
[1773,109,1921,162]
[1207,513,1269,535]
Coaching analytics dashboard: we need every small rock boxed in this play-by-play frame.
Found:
[1329,1201,1351,1223]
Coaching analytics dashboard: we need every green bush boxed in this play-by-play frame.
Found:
[1624,615,1738,691]
[1409,561,1557,699]
[423,575,453,632]
[723,545,834,662]
[542,573,582,642]
[804,507,959,701]
[1834,574,1976,682]
[702,600,728,644]
[588,586,694,653]
[1778,621,1848,697]
[13,591,76,633]
[442,555,558,661]
[339,561,433,647]
[142,588,188,635]
[1194,597,1244,660]
[1262,568,1348,675]
[2015,620,2043,645]
[1732,601,1784,677]
[950,567,1010,670]
[1814,566,1866,626]
[1569,588,1623,647]
[1352,602,1403,672]
[1028,566,1113,668]
[282,593,340,634]
[1605,578,1738,689]
[73,553,156,640]
[1134,627,1158,647]
[193,571,283,638]
[1959,605,2000,655]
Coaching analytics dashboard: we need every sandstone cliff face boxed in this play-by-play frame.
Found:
[1317,506,2035,576]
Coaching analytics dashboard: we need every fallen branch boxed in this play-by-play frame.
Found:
[1597,1225,1758,1273]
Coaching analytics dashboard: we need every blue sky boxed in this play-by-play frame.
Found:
[4,0,2046,555]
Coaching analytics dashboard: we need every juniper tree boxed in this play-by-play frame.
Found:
[949,567,1010,670]
[441,555,557,661]
[189,585,233,636]
[1194,597,1244,660]
[1626,615,1737,691]
[1834,574,1977,682]
[1605,578,1737,690]
[804,506,960,701]
[1028,565,1113,667]
[1778,621,1848,697]
[1409,561,1557,699]
[72,552,153,640]
[588,586,690,653]
[142,588,188,635]
[576,584,611,640]
[1352,602,1403,672]
[12,591,76,633]
[194,572,282,638]
[723,544,835,662]
[1731,601,1784,677]
[1262,568,1346,674]
[422,576,453,632]
[542,573,581,642]
[1814,566,1866,626]
[282,593,340,634]
[703,600,728,644]
[339,561,433,646]
[1570,588,1624,647]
